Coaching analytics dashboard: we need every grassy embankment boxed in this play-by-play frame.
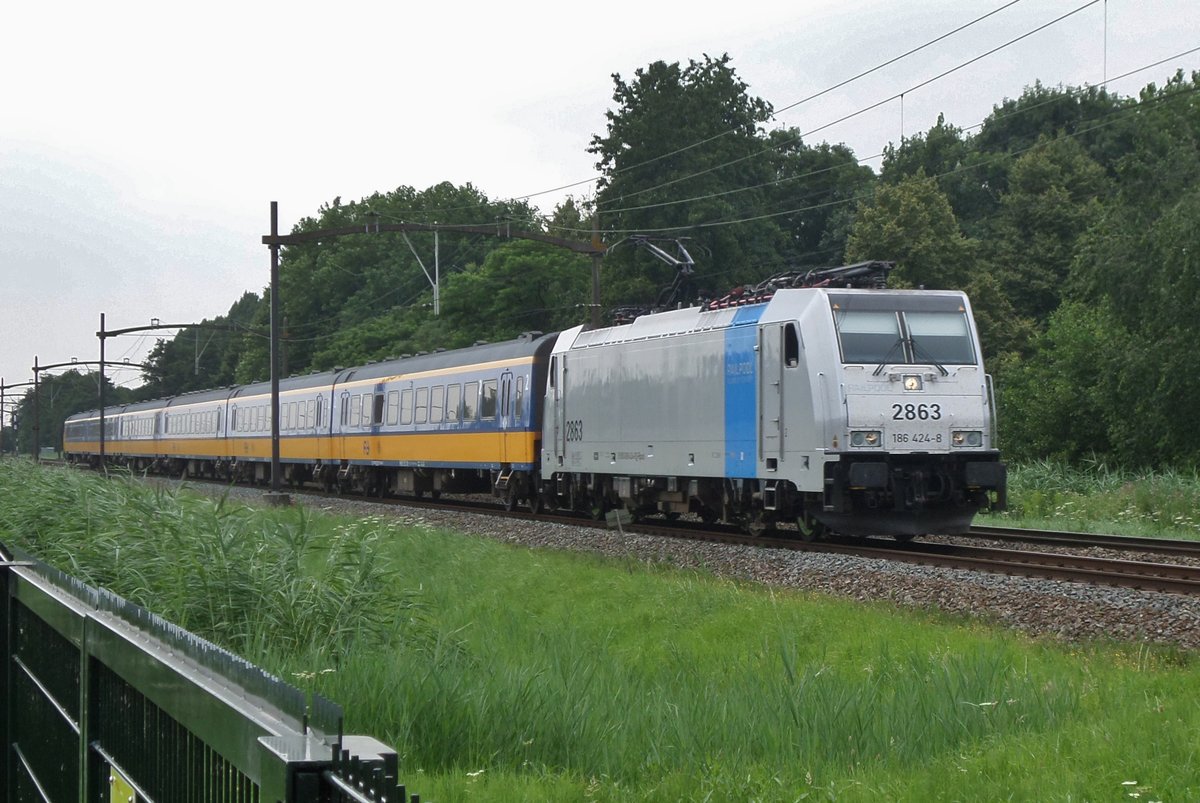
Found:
[979,458,1200,539]
[0,459,1197,801]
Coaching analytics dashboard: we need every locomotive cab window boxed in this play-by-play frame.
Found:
[832,296,977,367]
[906,312,975,364]
[784,324,800,367]
[835,311,902,364]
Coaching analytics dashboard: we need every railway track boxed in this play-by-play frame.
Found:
[968,523,1200,558]
[620,522,1200,597]
[298,488,1200,597]
[64,463,1200,597]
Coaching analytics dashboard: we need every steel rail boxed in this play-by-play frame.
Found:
[969,524,1200,557]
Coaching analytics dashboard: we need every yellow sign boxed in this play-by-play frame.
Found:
[110,767,136,803]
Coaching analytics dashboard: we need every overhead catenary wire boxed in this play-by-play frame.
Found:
[364,0,1033,221]
[379,0,1108,229]
[567,44,1200,223]
[549,46,1195,232]
[597,0,1103,210]
[549,78,1200,237]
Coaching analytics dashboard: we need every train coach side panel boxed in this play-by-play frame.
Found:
[549,306,775,480]
[563,330,728,478]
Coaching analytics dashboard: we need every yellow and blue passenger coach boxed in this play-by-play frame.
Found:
[64,332,557,506]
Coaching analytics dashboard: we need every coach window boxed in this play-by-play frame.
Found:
[430,385,445,423]
[340,393,350,426]
[350,395,362,428]
[463,381,479,420]
[785,324,800,367]
[400,389,413,425]
[386,390,400,425]
[316,397,324,428]
[446,384,461,423]
[481,380,497,420]
[373,393,385,425]
[415,387,429,424]
[298,401,307,429]
[515,376,525,419]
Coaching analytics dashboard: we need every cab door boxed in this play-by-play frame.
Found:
[551,355,566,468]
[759,324,784,466]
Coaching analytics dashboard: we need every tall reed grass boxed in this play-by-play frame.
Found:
[0,460,415,658]
[985,458,1200,536]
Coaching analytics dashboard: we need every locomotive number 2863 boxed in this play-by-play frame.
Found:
[564,420,584,441]
[891,403,942,421]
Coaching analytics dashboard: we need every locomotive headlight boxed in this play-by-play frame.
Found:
[952,430,983,447]
[851,430,881,448]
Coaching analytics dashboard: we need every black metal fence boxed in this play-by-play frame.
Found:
[1,543,419,803]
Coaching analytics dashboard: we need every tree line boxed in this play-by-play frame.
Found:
[13,55,1200,468]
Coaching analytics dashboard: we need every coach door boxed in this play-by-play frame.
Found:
[759,324,784,466]
[499,371,514,463]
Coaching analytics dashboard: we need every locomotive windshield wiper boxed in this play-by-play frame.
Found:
[909,338,949,376]
[871,338,907,376]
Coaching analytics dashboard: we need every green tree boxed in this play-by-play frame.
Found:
[881,114,997,231]
[589,55,786,306]
[984,136,1107,323]
[975,82,1134,177]
[13,371,131,454]
[138,291,263,399]
[763,132,875,266]
[844,173,976,289]
[997,302,1125,462]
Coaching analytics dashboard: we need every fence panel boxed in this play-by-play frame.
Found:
[0,545,420,803]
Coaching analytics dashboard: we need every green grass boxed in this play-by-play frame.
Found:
[979,458,1200,538]
[2,459,1199,801]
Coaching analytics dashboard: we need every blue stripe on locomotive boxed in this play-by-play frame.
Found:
[724,305,765,477]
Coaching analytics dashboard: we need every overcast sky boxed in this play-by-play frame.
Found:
[2,0,1197,404]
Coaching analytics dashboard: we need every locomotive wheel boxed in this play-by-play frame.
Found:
[795,513,826,542]
[527,492,542,515]
[502,486,518,512]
